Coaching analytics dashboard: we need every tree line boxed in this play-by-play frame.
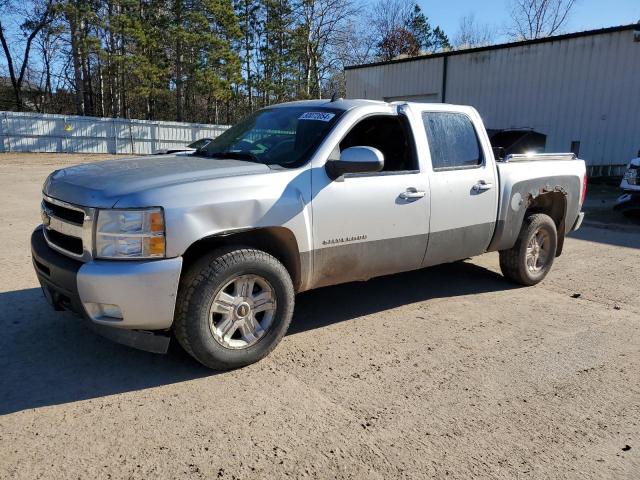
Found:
[0,0,578,125]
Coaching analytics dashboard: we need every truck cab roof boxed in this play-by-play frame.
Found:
[269,98,386,111]
[270,98,477,115]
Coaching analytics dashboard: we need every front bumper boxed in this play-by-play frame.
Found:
[620,177,639,192]
[31,227,183,353]
[614,192,640,211]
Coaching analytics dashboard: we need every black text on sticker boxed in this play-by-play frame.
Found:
[299,112,335,122]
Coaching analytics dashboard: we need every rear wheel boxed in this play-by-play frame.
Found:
[174,248,294,370]
[499,213,557,286]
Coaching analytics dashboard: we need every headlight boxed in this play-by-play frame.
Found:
[95,208,165,259]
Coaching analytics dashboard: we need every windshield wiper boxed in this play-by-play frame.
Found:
[208,151,260,162]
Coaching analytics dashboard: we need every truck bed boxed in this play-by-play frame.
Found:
[488,154,586,253]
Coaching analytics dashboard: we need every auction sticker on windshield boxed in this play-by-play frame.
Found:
[299,112,335,122]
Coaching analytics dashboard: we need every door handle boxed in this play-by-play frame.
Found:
[472,180,493,192]
[399,188,426,200]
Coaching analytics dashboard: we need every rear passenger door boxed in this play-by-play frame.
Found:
[420,109,499,266]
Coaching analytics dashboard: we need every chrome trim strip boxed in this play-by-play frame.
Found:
[503,153,577,163]
[42,194,87,213]
[47,214,83,237]
[96,232,165,238]
[43,228,84,260]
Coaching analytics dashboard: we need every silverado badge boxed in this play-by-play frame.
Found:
[322,235,367,246]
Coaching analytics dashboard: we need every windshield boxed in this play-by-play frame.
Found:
[201,106,344,168]
[187,138,212,149]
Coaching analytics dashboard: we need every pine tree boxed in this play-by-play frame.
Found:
[235,0,260,112]
[3,0,387,122]
[432,26,450,51]
[407,4,449,53]
[169,0,241,122]
[260,0,295,104]
[408,4,431,51]
[198,0,242,123]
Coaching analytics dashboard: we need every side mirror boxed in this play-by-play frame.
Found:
[326,146,384,179]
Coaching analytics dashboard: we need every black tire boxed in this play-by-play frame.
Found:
[499,213,558,286]
[174,247,294,370]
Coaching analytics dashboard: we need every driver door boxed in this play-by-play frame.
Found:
[309,112,430,288]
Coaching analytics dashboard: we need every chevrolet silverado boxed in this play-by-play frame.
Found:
[32,99,587,369]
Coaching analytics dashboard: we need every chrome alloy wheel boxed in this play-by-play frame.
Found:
[526,228,551,273]
[209,274,277,349]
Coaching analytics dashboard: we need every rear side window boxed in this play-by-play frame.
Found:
[422,112,482,170]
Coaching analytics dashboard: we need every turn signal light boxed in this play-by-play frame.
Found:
[147,236,166,256]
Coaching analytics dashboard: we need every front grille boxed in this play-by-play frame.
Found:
[43,199,85,224]
[624,167,639,185]
[41,196,94,261]
[45,229,84,255]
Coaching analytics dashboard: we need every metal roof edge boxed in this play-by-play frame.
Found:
[345,23,639,71]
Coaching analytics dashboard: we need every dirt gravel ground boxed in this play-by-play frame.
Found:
[0,153,639,479]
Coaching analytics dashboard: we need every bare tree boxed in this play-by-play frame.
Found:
[0,0,55,110]
[369,0,414,42]
[298,0,361,98]
[334,20,378,67]
[34,18,64,112]
[454,14,496,48]
[320,18,379,97]
[368,0,449,60]
[508,0,578,40]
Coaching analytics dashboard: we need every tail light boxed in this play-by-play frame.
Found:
[581,172,588,205]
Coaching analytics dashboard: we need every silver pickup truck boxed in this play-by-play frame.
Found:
[32,99,587,369]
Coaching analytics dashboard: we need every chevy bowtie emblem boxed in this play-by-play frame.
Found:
[41,208,51,227]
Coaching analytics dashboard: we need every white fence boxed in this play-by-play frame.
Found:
[0,111,229,155]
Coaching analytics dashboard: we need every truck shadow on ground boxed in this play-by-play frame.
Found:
[289,261,518,335]
[569,222,640,248]
[0,261,517,415]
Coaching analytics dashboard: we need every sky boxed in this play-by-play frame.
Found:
[415,0,640,43]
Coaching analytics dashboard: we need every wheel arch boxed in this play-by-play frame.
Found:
[524,191,567,256]
[181,227,304,291]
[489,175,579,255]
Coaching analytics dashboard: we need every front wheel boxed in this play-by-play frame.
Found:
[499,213,558,286]
[174,248,295,370]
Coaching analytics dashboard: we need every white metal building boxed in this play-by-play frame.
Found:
[346,24,640,176]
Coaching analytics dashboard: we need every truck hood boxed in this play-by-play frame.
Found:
[43,154,271,208]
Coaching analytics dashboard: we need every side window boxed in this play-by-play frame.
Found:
[339,115,417,172]
[422,112,482,170]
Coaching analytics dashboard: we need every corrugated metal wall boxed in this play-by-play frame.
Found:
[348,57,445,101]
[346,26,640,174]
[0,111,229,155]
